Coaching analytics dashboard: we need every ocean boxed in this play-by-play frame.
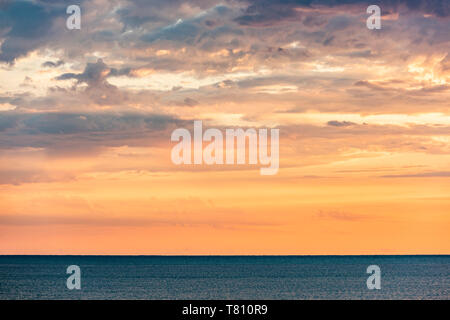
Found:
[0,255,448,299]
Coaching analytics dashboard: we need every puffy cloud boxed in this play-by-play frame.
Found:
[55,59,133,105]
[56,59,130,85]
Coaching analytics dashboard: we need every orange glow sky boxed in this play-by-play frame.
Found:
[0,0,449,254]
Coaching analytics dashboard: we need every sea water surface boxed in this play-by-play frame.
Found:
[0,255,448,299]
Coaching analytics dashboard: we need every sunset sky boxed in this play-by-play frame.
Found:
[0,0,449,255]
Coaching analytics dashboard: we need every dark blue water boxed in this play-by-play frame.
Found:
[0,255,448,299]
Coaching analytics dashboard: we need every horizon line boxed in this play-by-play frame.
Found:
[1,254,449,257]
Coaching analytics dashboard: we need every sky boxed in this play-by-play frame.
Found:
[0,0,449,255]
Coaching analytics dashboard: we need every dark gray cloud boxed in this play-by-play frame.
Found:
[0,112,185,155]
[0,1,73,63]
[56,59,130,85]
[141,19,200,43]
[140,5,237,45]
[234,0,450,27]
[340,50,373,58]
[1,112,181,135]
[182,97,198,107]
[0,111,19,130]
[55,59,133,105]
[42,59,64,68]
[117,0,214,29]
[327,120,357,127]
